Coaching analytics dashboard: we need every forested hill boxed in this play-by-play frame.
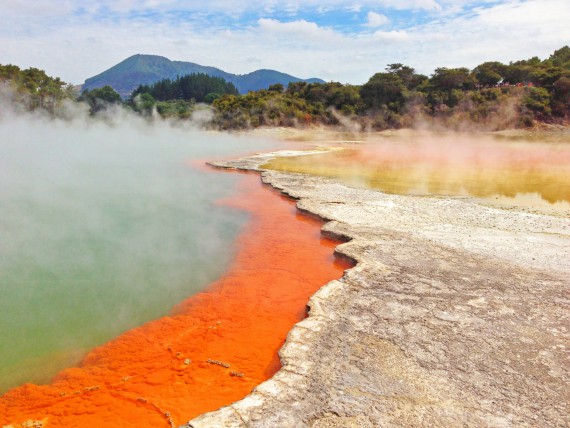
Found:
[3,46,568,130]
[82,54,324,97]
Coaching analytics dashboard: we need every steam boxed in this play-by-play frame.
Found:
[408,90,528,133]
[265,130,570,214]
[0,95,276,392]
[1,86,567,393]
[327,107,362,133]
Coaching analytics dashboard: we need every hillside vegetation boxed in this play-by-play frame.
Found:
[1,46,569,130]
[0,64,75,113]
[210,46,570,131]
[128,73,239,118]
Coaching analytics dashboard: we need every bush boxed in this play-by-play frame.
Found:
[523,87,552,116]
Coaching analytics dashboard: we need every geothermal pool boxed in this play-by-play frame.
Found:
[0,116,351,427]
[0,171,350,427]
[2,123,568,426]
[0,116,277,394]
[263,132,570,217]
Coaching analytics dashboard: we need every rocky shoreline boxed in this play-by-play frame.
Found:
[183,150,569,428]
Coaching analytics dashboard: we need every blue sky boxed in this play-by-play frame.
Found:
[1,0,569,85]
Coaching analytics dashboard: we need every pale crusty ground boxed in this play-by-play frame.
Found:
[182,149,569,428]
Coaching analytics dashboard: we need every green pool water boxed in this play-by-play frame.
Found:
[0,117,274,393]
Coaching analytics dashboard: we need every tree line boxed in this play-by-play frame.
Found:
[127,73,239,118]
[131,73,239,103]
[1,46,569,130]
[0,64,75,112]
[212,46,570,130]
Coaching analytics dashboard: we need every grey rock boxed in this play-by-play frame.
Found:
[181,152,570,428]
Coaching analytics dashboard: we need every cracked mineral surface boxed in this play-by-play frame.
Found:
[183,150,569,428]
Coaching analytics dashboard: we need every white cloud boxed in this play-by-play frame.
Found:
[49,0,445,15]
[372,30,411,42]
[371,0,442,11]
[256,18,340,42]
[365,11,390,27]
[1,0,75,16]
[296,0,442,12]
[0,0,568,87]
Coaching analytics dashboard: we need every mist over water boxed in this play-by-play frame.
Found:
[0,111,276,392]
[265,131,570,217]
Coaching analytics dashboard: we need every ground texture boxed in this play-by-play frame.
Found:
[183,151,569,428]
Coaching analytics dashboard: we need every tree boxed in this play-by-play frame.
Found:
[473,61,507,86]
[430,67,475,91]
[360,72,407,112]
[0,63,72,112]
[130,73,238,103]
[286,81,307,95]
[204,92,221,104]
[326,84,361,111]
[0,64,21,80]
[503,63,534,84]
[268,83,284,93]
[549,46,570,68]
[552,76,570,116]
[79,85,122,114]
[133,92,156,115]
[529,66,564,87]
[385,63,426,89]
[523,87,552,116]
[91,86,122,103]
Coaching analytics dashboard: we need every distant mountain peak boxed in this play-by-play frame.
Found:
[82,55,325,98]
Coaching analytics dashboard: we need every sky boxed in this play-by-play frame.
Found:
[1,0,569,85]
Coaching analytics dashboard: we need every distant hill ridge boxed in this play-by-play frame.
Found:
[82,54,325,97]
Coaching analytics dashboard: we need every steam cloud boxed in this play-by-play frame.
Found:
[0,94,276,392]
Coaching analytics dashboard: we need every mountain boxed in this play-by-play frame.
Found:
[82,54,325,98]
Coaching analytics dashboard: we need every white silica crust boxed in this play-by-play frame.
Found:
[183,151,570,428]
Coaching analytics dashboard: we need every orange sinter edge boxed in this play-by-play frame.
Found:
[0,170,352,428]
